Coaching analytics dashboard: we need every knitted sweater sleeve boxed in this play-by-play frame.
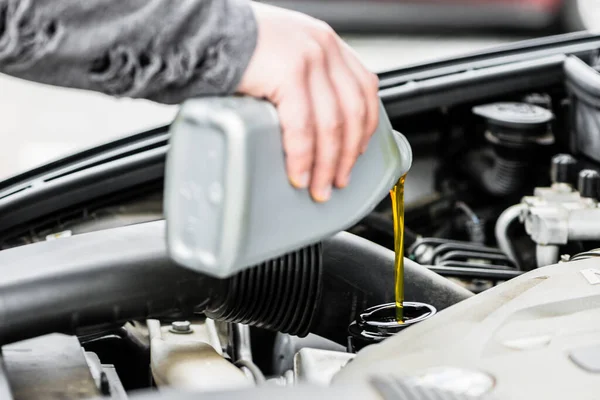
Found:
[0,0,258,104]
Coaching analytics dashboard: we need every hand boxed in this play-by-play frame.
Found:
[237,2,380,202]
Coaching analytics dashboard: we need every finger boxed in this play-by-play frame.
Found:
[308,54,343,202]
[276,61,315,190]
[360,72,380,153]
[325,43,366,188]
[338,40,380,153]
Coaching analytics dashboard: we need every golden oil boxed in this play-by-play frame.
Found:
[390,174,407,323]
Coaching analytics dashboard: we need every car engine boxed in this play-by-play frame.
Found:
[1,34,600,400]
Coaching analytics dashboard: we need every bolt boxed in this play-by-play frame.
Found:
[99,372,111,396]
[170,321,193,334]
[560,254,571,263]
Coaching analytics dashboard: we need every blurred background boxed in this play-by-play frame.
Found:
[1,0,598,180]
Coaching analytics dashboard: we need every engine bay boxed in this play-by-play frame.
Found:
[1,33,600,399]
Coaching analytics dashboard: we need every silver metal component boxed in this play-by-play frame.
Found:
[533,183,578,201]
[413,243,435,265]
[568,209,600,240]
[495,203,526,265]
[232,324,253,363]
[515,178,600,267]
[293,348,355,386]
[85,352,127,399]
[148,318,252,391]
[85,352,106,394]
[273,333,346,376]
[536,245,560,268]
[523,205,569,245]
[0,334,127,400]
[103,367,128,400]
[266,370,295,387]
[524,204,600,244]
[45,230,73,241]
[230,324,256,382]
[3,334,102,400]
[284,369,295,385]
[568,249,600,263]
[170,321,192,334]
[0,357,13,400]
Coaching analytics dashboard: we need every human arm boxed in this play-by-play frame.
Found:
[0,0,380,202]
[0,0,256,104]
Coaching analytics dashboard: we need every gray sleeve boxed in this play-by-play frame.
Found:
[0,0,258,104]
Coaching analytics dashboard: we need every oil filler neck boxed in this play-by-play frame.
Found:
[347,302,436,352]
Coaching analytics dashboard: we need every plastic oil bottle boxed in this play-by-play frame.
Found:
[164,96,413,283]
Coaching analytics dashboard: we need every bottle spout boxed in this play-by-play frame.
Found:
[392,130,413,180]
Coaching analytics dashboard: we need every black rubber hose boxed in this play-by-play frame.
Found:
[429,264,523,280]
[0,221,223,345]
[455,201,485,245]
[465,149,529,197]
[0,221,472,346]
[0,221,320,345]
[359,211,419,249]
[206,244,323,337]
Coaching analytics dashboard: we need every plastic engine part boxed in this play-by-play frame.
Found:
[335,258,600,400]
[551,153,578,185]
[472,102,554,137]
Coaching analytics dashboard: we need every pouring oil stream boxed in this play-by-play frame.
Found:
[390,174,407,323]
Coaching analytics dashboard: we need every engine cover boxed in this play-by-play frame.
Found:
[335,258,600,400]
